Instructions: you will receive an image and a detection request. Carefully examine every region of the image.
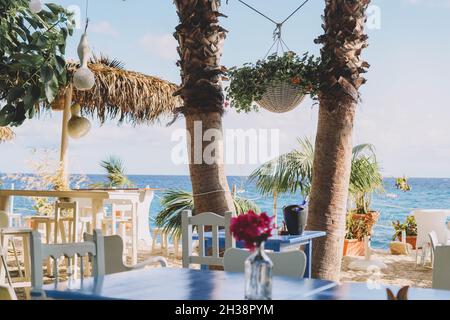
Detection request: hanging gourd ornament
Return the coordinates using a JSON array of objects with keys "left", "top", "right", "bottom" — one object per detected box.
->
[
  {"left": 73, "top": 30, "right": 95, "bottom": 91},
  {"left": 29, "top": 0, "right": 43, "bottom": 14},
  {"left": 67, "top": 104, "right": 91, "bottom": 139}
]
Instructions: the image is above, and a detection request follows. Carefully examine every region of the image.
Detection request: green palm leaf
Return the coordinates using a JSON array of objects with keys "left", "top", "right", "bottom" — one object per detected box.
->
[
  {"left": 249, "top": 137, "right": 314, "bottom": 198},
  {"left": 91, "top": 156, "right": 134, "bottom": 189}
]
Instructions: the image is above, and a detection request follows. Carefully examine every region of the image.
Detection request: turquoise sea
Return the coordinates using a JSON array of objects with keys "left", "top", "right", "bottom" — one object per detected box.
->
[{"left": 2, "top": 175, "right": 450, "bottom": 249}]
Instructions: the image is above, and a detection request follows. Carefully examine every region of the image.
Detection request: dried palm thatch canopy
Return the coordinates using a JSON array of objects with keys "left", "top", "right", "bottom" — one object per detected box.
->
[
  {"left": 51, "top": 57, "right": 182, "bottom": 124},
  {"left": 0, "top": 127, "right": 14, "bottom": 143}
]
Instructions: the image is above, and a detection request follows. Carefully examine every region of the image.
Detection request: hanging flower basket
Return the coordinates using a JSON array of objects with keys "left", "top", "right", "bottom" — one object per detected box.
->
[
  {"left": 226, "top": 52, "right": 321, "bottom": 114},
  {"left": 256, "top": 80, "right": 306, "bottom": 113}
]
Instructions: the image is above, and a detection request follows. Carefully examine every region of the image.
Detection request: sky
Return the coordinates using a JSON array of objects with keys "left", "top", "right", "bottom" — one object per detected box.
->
[{"left": 1, "top": 0, "right": 450, "bottom": 177}]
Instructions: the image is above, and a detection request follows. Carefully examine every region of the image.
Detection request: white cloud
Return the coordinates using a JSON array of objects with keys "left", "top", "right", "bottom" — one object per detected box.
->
[
  {"left": 139, "top": 33, "right": 178, "bottom": 61},
  {"left": 89, "top": 21, "right": 120, "bottom": 38}
]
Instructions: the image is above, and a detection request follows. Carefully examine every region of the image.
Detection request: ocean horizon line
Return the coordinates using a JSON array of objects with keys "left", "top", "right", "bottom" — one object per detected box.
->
[{"left": 2, "top": 173, "right": 450, "bottom": 180}]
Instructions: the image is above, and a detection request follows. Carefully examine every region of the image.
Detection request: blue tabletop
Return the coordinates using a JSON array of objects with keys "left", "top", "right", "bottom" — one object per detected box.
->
[
  {"left": 312, "top": 282, "right": 450, "bottom": 300},
  {"left": 43, "top": 268, "right": 336, "bottom": 300},
  {"left": 193, "top": 230, "right": 326, "bottom": 245},
  {"left": 43, "top": 268, "right": 450, "bottom": 300}
]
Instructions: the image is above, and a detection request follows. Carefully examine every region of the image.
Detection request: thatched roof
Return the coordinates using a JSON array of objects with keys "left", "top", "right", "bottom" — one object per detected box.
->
[
  {"left": 52, "top": 58, "right": 181, "bottom": 124},
  {"left": 0, "top": 127, "right": 14, "bottom": 143}
]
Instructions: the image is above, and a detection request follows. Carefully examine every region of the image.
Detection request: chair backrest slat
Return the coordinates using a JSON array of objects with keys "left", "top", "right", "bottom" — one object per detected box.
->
[
  {"left": 212, "top": 226, "right": 219, "bottom": 258},
  {"left": 181, "top": 210, "right": 235, "bottom": 268},
  {"left": 198, "top": 225, "right": 205, "bottom": 257},
  {"left": 30, "top": 229, "right": 105, "bottom": 296}
]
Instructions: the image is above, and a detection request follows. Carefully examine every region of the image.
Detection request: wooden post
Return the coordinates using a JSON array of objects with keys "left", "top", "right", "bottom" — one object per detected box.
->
[
  {"left": 59, "top": 84, "right": 73, "bottom": 188},
  {"left": 364, "top": 236, "right": 371, "bottom": 261}
]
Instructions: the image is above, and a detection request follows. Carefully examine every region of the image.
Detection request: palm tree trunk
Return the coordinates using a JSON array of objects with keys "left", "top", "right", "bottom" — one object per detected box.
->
[
  {"left": 307, "top": 0, "right": 371, "bottom": 281},
  {"left": 185, "top": 112, "right": 234, "bottom": 214},
  {"left": 174, "top": 0, "right": 234, "bottom": 215}
]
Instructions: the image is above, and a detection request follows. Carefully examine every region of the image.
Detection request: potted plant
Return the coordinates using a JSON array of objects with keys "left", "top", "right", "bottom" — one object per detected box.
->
[
  {"left": 344, "top": 146, "right": 384, "bottom": 256},
  {"left": 226, "top": 52, "right": 321, "bottom": 113},
  {"left": 392, "top": 215, "right": 417, "bottom": 249}
]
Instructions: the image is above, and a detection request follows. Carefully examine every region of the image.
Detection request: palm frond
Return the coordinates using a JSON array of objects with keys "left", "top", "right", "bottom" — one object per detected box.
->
[
  {"left": 48, "top": 59, "right": 182, "bottom": 124},
  {"left": 349, "top": 148, "right": 384, "bottom": 213},
  {"left": 90, "top": 53, "right": 125, "bottom": 70},
  {"left": 352, "top": 143, "right": 376, "bottom": 161},
  {"left": 249, "top": 137, "right": 314, "bottom": 198},
  {"left": 91, "top": 156, "right": 134, "bottom": 189}
]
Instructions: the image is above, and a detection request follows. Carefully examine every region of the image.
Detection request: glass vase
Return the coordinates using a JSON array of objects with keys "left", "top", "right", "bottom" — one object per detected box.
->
[{"left": 245, "top": 242, "right": 273, "bottom": 300}]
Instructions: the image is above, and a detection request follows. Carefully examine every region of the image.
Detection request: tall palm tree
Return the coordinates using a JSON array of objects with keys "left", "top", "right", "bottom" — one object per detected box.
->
[
  {"left": 307, "top": 0, "right": 371, "bottom": 281},
  {"left": 173, "top": 0, "right": 234, "bottom": 215}
]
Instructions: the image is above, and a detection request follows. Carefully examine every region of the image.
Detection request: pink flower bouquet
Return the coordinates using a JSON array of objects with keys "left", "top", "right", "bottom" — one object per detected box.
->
[{"left": 230, "top": 210, "right": 274, "bottom": 250}]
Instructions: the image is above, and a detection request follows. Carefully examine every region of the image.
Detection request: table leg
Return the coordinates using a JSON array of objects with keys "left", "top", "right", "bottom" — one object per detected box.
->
[
  {"left": 304, "top": 239, "right": 312, "bottom": 278},
  {"left": 22, "top": 234, "right": 31, "bottom": 299},
  {"left": 0, "top": 236, "right": 8, "bottom": 285},
  {"left": 0, "top": 195, "right": 11, "bottom": 212},
  {"left": 131, "top": 203, "right": 138, "bottom": 265},
  {"left": 91, "top": 199, "right": 104, "bottom": 231}
]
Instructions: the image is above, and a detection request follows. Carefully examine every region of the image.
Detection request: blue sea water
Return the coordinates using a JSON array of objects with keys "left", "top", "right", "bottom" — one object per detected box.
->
[{"left": 2, "top": 175, "right": 450, "bottom": 249}]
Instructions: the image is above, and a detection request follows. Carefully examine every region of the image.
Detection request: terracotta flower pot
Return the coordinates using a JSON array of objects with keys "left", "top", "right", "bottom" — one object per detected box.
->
[
  {"left": 344, "top": 211, "right": 380, "bottom": 256},
  {"left": 343, "top": 239, "right": 366, "bottom": 256},
  {"left": 398, "top": 235, "right": 417, "bottom": 249}
]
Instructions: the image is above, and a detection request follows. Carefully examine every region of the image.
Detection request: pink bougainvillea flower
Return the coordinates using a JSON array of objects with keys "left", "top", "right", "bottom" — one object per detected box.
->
[{"left": 230, "top": 210, "right": 274, "bottom": 250}]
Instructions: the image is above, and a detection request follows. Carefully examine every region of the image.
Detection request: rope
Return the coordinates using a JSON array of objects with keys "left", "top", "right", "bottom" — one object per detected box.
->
[
  {"left": 280, "top": 0, "right": 310, "bottom": 25},
  {"left": 193, "top": 190, "right": 230, "bottom": 197},
  {"left": 229, "top": 0, "right": 310, "bottom": 58},
  {"left": 233, "top": 0, "right": 310, "bottom": 27},
  {"left": 236, "top": 0, "right": 278, "bottom": 25},
  {"left": 84, "top": 0, "right": 90, "bottom": 33}
]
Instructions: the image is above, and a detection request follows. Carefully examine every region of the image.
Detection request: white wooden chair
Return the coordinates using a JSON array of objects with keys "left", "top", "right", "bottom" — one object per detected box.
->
[
  {"left": 0, "top": 284, "right": 17, "bottom": 300},
  {"left": 54, "top": 201, "right": 78, "bottom": 244},
  {"left": 84, "top": 233, "right": 167, "bottom": 275},
  {"left": 29, "top": 229, "right": 105, "bottom": 298},
  {"left": 223, "top": 248, "right": 307, "bottom": 277},
  {"left": 432, "top": 245, "right": 450, "bottom": 291},
  {"left": 102, "top": 203, "right": 135, "bottom": 258},
  {"left": 1, "top": 211, "right": 32, "bottom": 297},
  {"left": 181, "top": 210, "right": 235, "bottom": 269},
  {"left": 413, "top": 210, "right": 450, "bottom": 267},
  {"left": 429, "top": 231, "right": 442, "bottom": 266}
]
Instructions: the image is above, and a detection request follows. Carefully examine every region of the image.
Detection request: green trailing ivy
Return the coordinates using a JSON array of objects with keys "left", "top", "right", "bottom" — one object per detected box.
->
[
  {"left": 0, "top": 0, "right": 74, "bottom": 127},
  {"left": 225, "top": 52, "right": 321, "bottom": 113}
]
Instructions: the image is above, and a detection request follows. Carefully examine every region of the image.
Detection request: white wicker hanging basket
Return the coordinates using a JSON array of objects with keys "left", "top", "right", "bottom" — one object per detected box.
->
[{"left": 256, "top": 81, "right": 305, "bottom": 114}]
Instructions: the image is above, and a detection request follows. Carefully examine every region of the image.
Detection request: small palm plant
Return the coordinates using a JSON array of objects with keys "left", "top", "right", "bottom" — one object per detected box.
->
[
  {"left": 91, "top": 156, "right": 134, "bottom": 189},
  {"left": 154, "top": 189, "right": 260, "bottom": 239},
  {"left": 250, "top": 138, "right": 383, "bottom": 240},
  {"left": 348, "top": 144, "right": 384, "bottom": 214},
  {"left": 249, "top": 137, "right": 314, "bottom": 199}
]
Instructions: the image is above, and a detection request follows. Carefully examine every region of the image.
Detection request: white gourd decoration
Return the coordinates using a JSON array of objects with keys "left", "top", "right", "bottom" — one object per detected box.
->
[
  {"left": 29, "top": 0, "right": 43, "bottom": 14},
  {"left": 73, "top": 32, "right": 95, "bottom": 91},
  {"left": 67, "top": 104, "right": 91, "bottom": 139}
]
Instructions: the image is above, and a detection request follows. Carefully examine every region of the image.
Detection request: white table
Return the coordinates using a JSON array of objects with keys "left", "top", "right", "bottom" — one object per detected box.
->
[{"left": 0, "top": 189, "right": 157, "bottom": 265}]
